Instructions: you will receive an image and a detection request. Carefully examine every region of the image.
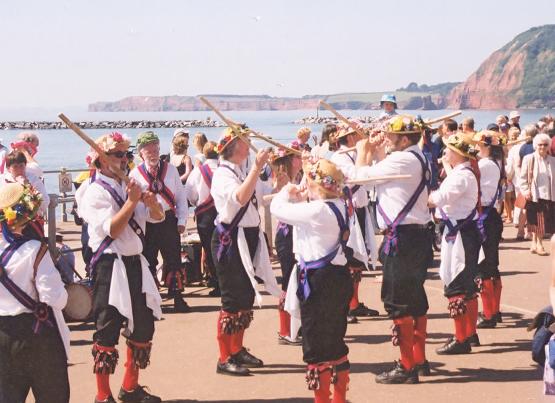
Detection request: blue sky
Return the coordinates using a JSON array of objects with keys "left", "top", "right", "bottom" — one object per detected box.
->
[{"left": 0, "top": 0, "right": 553, "bottom": 108}]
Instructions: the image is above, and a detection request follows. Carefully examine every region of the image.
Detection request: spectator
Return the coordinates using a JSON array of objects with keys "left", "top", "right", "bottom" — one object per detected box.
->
[
  {"left": 192, "top": 132, "right": 208, "bottom": 167},
  {"left": 462, "top": 117, "right": 475, "bottom": 134},
  {"left": 169, "top": 129, "right": 193, "bottom": 184},
  {"left": 509, "top": 111, "right": 521, "bottom": 130}
]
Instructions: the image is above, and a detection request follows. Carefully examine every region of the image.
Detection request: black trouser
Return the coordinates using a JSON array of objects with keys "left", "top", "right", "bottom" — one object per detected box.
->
[
  {"left": 380, "top": 225, "right": 432, "bottom": 319},
  {"left": 143, "top": 210, "right": 181, "bottom": 283},
  {"left": 81, "top": 222, "right": 93, "bottom": 266},
  {"left": 301, "top": 265, "right": 352, "bottom": 364},
  {"left": 211, "top": 226, "right": 259, "bottom": 313},
  {"left": 0, "top": 313, "right": 69, "bottom": 403},
  {"left": 275, "top": 225, "right": 295, "bottom": 292},
  {"left": 92, "top": 254, "right": 155, "bottom": 346},
  {"left": 444, "top": 222, "right": 481, "bottom": 298},
  {"left": 196, "top": 207, "right": 218, "bottom": 282},
  {"left": 478, "top": 209, "right": 503, "bottom": 279}
]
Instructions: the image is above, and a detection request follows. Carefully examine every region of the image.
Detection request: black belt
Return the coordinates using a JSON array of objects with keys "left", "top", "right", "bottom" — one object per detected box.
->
[{"left": 386, "top": 223, "right": 432, "bottom": 233}]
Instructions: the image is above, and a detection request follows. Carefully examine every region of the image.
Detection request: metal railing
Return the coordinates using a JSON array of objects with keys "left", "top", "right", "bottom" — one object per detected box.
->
[{"left": 46, "top": 193, "right": 81, "bottom": 258}]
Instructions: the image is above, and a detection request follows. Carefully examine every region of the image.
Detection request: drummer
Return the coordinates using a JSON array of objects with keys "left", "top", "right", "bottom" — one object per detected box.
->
[
  {"left": 0, "top": 183, "right": 71, "bottom": 403},
  {"left": 80, "top": 132, "right": 165, "bottom": 403}
]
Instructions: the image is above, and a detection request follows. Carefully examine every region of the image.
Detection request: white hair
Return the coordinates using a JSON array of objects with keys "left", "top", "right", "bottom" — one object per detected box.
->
[
  {"left": 522, "top": 124, "right": 538, "bottom": 139},
  {"left": 532, "top": 133, "right": 551, "bottom": 150}
]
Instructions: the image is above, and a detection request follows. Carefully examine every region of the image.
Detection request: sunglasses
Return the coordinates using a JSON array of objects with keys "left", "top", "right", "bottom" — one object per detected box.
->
[{"left": 106, "top": 151, "right": 128, "bottom": 158}]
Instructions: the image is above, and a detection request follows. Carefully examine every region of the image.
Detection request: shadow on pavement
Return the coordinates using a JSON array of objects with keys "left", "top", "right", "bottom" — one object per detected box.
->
[
  {"left": 70, "top": 339, "right": 93, "bottom": 346},
  {"left": 475, "top": 339, "right": 531, "bottom": 354},
  {"left": 68, "top": 322, "right": 95, "bottom": 331},
  {"left": 164, "top": 399, "right": 312, "bottom": 403},
  {"left": 423, "top": 365, "right": 542, "bottom": 383}
]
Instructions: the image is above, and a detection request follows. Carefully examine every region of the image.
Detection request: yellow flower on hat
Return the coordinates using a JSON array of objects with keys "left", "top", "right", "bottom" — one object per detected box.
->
[{"left": 4, "top": 207, "right": 16, "bottom": 221}]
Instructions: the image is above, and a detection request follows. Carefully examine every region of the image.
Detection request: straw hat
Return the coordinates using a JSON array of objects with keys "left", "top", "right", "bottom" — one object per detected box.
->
[
  {"left": 0, "top": 183, "right": 42, "bottom": 230},
  {"left": 217, "top": 126, "right": 250, "bottom": 154},
  {"left": 329, "top": 122, "right": 363, "bottom": 143},
  {"left": 306, "top": 159, "right": 344, "bottom": 198},
  {"left": 383, "top": 115, "right": 428, "bottom": 135},
  {"left": 87, "top": 131, "right": 131, "bottom": 164},
  {"left": 473, "top": 130, "right": 507, "bottom": 146},
  {"left": 270, "top": 140, "right": 302, "bottom": 163},
  {"left": 443, "top": 132, "right": 478, "bottom": 159}
]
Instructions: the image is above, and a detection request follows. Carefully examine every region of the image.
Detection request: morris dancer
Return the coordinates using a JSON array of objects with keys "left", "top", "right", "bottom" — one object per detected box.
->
[
  {"left": 185, "top": 141, "right": 220, "bottom": 296},
  {"left": 0, "top": 183, "right": 70, "bottom": 403},
  {"left": 211, "top": 127, "right": 281, "bottom": 376},
  {"left": 330, "top": 124, "right": 379, "bottom": 322},
  {"left": 130, "top": 131, "right": 190, "bottom": 313},
  {"left": 80, "top": 132, "right": 165, "bottom": 403},
  {"left": 271, "top": 158, "right": 367, "bottom": 403},
  {"left": 269, "top": 141, "right": 303, "bottom": 345},
  {"left": 428, "top": 133, "right": 480, "bottom": 355},
  {"left": 473, "top": 130, "right": 506, "bottom": 328},
  {"left": 354, "top": 115, "right": 433, "bottom": 384}
]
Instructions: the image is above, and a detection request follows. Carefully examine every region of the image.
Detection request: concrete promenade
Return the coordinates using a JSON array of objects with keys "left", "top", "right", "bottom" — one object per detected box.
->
[{"left": 39, "top": 222, "right": 551, "bottom": 403}]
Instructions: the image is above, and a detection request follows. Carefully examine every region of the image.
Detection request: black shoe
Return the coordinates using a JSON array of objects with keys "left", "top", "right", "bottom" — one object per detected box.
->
[
  {"left": 277, "top": 333, "right": 302, "bottom": 346},
  {"left": 467, "top": 333, "right": 480, "bottom": 347},
  {"left": 216, "top": 357, "right": 250, "bottom": 376},
  {"left": 436, "top": 338, "right": 471, "bottom": 355},
  {"left": 494, "top": 312, "right": 502, "bottom": 323},
  {"left": 349, "top": 303, "right": 379, "bottom": 317},
  {"left": 94, "top": 396, "right": 116, "bottom": 403},
  {"left": 208, "top": 287, "right": 221, "bottom": 297},
  {"left": 477, "top": 314, "right": 497, "bottom": 329},
  {"left": 347, "top": 314, "right": 358, "bottom": 324},
  {"left": 375, "top": 361, "right": 419, "bottom": 384},
  {"left": 232, "top": 347, "right": 264, "bottom": 368},
  {"left": 118, "top": 386, "right": 161, "bottom": 403},
  {"left": 173, "top": 296, "right": 191, "bottom": 313},
  {"left": 415, "top": 360, "right": 431, "bottom": 376}
]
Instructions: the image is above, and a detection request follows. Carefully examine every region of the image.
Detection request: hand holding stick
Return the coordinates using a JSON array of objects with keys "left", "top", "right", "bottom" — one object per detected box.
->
[{"left": 198, "top": 96, "right": 258, "bottom": 152}]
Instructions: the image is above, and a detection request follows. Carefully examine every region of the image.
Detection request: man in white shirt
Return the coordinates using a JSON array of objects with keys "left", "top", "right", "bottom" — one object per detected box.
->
[
  {"left": 80, "top": 132, "right": 164, "bottom": 403},
  {"left": 130, "top": 131, "right": 189, "bottom": 313},
  {"left": 0, "top": 182, "right": 70, "bottom": 403},
  {"left": 355, "top": 115, "right": 433, "bottom": 384},
  {"left": 428, "top": 133, "right": 480, "bottom": 356}
]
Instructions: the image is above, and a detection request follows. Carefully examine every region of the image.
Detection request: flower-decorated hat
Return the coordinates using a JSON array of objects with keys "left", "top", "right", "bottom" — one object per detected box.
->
[
  {"left": 306, "top": 158, "right": 344, "bottom": 198},
  {"left": 217, "top": 126, "right": 250, "bottom": 154},
  {"left": 136, "top": 131, "right": 160, "bottom": 151},
  {"left": 270, "top": 140, "right": 302, "bottom": 163},
  {"left": 443, "top": 132, "right": 478, "bottom": 160},
  {"left": 87, "top": 131, "right": 131, "bottom": 164},
  {"left": 384, "top": 115, "right": 428, "bottom": 135},
  {"left": 0, "top": 183, "right": 42, "bottom": 236},
  {"left": 472, "top": 130, "right": 507, "bottom": 147}
]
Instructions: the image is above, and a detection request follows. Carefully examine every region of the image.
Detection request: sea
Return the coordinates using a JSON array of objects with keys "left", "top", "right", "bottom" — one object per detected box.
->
[{"left": 0, "top": 107, "right": 553, "bottom": 194}]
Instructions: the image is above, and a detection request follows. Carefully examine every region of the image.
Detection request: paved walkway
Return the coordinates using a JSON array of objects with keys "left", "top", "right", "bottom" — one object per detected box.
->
[{"left": 36, "top": 222, "right": 551, "bottom": 402}]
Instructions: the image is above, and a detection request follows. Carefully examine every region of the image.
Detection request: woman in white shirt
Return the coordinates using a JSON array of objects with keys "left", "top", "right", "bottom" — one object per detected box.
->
[{"left": 519, "top": 133, "right": 555, "bottom": 256}]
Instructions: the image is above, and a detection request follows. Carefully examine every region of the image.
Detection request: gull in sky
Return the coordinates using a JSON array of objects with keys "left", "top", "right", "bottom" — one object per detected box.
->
[{"left": 251, "top": 15, "right": 261, "bottom": 22}]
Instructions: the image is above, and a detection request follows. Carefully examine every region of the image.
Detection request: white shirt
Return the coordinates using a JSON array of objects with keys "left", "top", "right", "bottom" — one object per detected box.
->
[
  {"left": 26, "top": 162, "right": 43, "bottom": 179},
  {"left": 80, "top": 172, "right": 151, "bottom": 256},
  {"left": 129, "top": 161, "right": 188, "bottom": 226},
  {"left": 211, "top": 159, "right": 272, "bottom": 227},
  {"left": 270, "top": 193, "right": 348, "bottom": 265},
  {"left": 537, "top": 157, "right": 552, "bottom": 200},
  {"left": 478, "top": 158, "right": 501, "bottom": 207},
  {"left": 430, "top": 161, "right": 478, "bottom": 220},
  {"left": 355, "top": 145, "right": 430, "bottom": 228},
  {"left": 185, "top": 159, "right": 219, "bottom": 207},
  {"left": 0, "top": 171, "right": 50, "bottom": 214},
  {"left": 331, "top": 146, "right": 369, "bottom": 208}
]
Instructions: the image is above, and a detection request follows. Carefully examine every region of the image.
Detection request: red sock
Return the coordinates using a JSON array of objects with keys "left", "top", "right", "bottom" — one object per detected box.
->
[
  {"left": 332, "top": 370, "right": 349, "bottom": 403},
  {"left": 217, "top": 312, "right": 233, "bottom": 363},
  {"left": 466, "top": 298, "right": 478, "bottom": 338},
  {"left": 480, "top": 279, "right": 495, "bottom": 320},
  {"left": 413, "top": 315, "right": 427, "bottom": 365},
  {"left": 230, "top": 329, "right": 244, "bottom": 355},
  {"left": 314, "top": 369, "right": 332, "bottom": 403},
  {"left": 279, "top": 308, "right": 291, "bottom": 337},
  {"left": 122, "top": 345, "right": 139, "bottom": 392},
  {"left": 453, "top": 314, "right": 467, "bottom": 343},
  {"left": 96, "top": 374, "right": 111, "bottom": 402},
  {"left": 349, "top": 279, "right": 359, "bottom": 311},
  {"left": 394, "top": 316, "right": 415, "bottom": 370},
  {"left": 493, "top": 278, "right": 502, "bottom": 314}
]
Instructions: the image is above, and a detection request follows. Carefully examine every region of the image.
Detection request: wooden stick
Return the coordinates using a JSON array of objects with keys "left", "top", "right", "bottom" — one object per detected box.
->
[
  {"left": 425, "top": 110, "right": 462, "bottom": 125},
  {"left": 198, "top": 96, "right": 258, "bottom": 153},
  {"left": 58, "top": 113, "right": 129, "bottom": 183},
  {"left": 248, "top": 131, "right": 302, "bottom": 156},
  {"left": 319, "top": 100, "right": 367, "bottom": 138},
  {"left": 346, "top": 174, "right": 411, "bottom": 185},
  {"left": 507, "top": 137, "right": 529, "bottom": 146}
]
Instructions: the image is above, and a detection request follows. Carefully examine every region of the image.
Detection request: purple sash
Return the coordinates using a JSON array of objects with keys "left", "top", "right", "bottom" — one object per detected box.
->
[
  {"left": 377, "top": 151, "right": 430, "bottom": 256},
  {"left": 195, "top": 163, "right": 215, "bottom": 216},
  {"left": 137, "top": 161, "right": 176, "bottom": 212},
  {"left": 89, "top": 179, "right": 146, "bottom": 280},
  {"left": 0, "top": 239, "right": 55, "bottom": 334},
  {"left": 297, "top": 201, "right": 349, "bottom": 301},
  {"left": 439, "top": 207, "right": 477, "bottom": 243},
  {"left": 276, "top": 222, "right": 291, "bottom": 238}
]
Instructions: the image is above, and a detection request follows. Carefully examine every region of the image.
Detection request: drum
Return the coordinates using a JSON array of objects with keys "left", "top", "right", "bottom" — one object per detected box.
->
[{"left": 64, "top": 280, "right": 93, "bottom": 322}]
